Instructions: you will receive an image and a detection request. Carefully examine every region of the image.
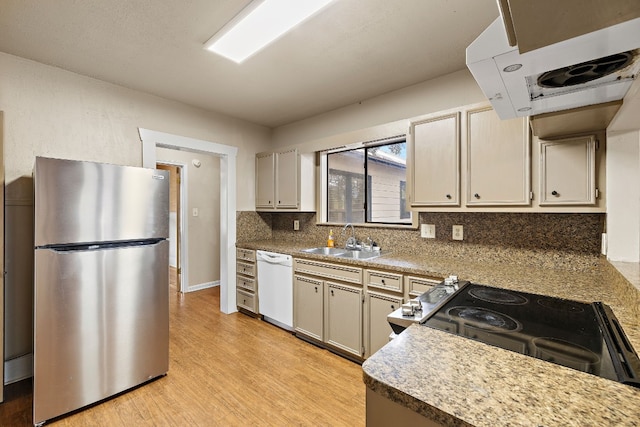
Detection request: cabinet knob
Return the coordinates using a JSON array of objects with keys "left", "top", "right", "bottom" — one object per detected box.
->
[
  {"left": 391, "top": 304, "right": 395, "bottom": 310},
  {"left": 474, "top": 193, "right": 480, "bottom": 199},
  {"left": 331, "top": 290, "right": 334, "bottom": 296},
  {"left": 551, "top": 190, "right": 559, "bottom": 196},
  {"left": 381, "top": 279, "right": 386, "bottom": 285},
  {"left": 446, "top": 194, "right": 451, "bottom": 199},
  {"left": 314, "top": 286, "right": 318, "bottom": 292}
]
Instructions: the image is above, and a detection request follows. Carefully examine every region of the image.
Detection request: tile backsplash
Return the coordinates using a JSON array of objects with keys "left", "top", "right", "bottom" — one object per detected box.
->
[{"left": 237, "top": 211, "right": 605, "bottom": 268}]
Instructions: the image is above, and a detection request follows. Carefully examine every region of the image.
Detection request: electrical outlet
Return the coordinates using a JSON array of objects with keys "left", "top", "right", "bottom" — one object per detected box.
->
[
  {"left": 293, "top": 220, "right": 300, "bottom": 231},
  {"left": 452, "top": 225, "right": 463, "bottom": 241},
  {"left": 421, "top": 224, "right": 435, "bottom": 239}
]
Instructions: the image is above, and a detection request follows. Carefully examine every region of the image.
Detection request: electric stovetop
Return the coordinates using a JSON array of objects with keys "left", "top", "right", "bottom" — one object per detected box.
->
[{"left": 422, "top": 282, "right": 640, "bottom": 387}]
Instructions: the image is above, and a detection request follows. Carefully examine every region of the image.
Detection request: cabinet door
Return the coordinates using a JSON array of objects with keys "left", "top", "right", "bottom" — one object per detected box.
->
[
  {"left": 293, "top": 275, "right": 324, "bottom": 341},
  {"left": 467, "top": 107, "right": 531, "bottom": 205},
  {"left": 276, "top": 149, "right": 298, "bottom": 208},
  {"left": 540, "top": 136, "right": 596, "bottom": 205},
  {"left": 256, "top": 153, "right": 275, "bottom": 208},
  {"left": 410, "top": 113, "right": 460, "bottom": 206},
  {"left": 366, "top": 291, "right": 403, "bottom": 358},
  {"left": 325, "top": 281, "right": 363, "bottom": 358}
]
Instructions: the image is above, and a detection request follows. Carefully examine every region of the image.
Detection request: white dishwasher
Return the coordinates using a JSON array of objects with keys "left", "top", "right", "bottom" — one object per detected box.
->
[{"left": 256, "top": 250, "right": 293, "bottom": 331}]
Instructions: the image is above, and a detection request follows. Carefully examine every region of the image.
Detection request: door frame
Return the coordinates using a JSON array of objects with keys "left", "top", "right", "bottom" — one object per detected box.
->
[
  {"left": 156, "top": 161, "right": 186, "bottom": 293},
  {"left": 139, "top": 128, "right": 238, "bottom": 314}
]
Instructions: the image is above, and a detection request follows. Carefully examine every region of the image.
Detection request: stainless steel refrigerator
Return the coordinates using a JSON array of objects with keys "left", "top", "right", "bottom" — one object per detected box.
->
[{"left": 33, "top": 157, "right": 170, "bottom": 426}]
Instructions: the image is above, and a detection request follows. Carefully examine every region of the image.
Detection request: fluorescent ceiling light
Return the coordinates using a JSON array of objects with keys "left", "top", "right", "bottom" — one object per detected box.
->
[{"left": 204, "top": 0, "right": 334, "bottom": 63}]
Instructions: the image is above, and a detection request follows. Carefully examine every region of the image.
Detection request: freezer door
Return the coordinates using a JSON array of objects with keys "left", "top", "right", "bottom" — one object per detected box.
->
[
  {"left": 33, "top": 240, "right": 169, "bottom": 425},
  {"left": 34, "top": 157, "right": 169, "bottom": 246}
]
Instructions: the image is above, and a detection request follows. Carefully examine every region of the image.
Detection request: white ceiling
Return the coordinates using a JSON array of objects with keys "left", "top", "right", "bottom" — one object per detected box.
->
[{"left": 0, "top": 0, "right": 499, "bottom": 128}]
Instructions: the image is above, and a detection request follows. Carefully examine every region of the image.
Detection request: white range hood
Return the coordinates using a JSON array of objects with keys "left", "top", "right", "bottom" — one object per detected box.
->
[{"left": 466, "top": 17, "right": 640, "bottom": 120}]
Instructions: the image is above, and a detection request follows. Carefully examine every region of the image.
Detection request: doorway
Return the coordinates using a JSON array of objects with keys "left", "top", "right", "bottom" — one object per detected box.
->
[
  {"left": 139, "top": 128, "right": 238, "bottom": 314},
  {"left": 156, "top": 163, "right": 182, "bottom": 292}
]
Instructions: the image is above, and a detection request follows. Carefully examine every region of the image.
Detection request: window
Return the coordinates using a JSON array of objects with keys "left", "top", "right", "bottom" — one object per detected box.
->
[{"left": 326, "top": 138, "right": 411, "bottom": 225}]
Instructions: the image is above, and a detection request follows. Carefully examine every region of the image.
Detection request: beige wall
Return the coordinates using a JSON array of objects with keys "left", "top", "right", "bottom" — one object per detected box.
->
[
  {"left": 0, "top": 52, "right": 271, "bottom": 366},
  {"left": 271, "top": 69, "right": 486, "bottom": 152},
  {"left": 156, "top": 147, "right": 221, "bottom": 288}
]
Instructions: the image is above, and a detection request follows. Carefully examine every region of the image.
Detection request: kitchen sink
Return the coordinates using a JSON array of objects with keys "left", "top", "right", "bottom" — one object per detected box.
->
[
  {"left": 301, "top": 247, "right": 382, "bottom": 260},
  {"left": 335, "top": 250, "right": 381, "bottom": 260},
  {"left": 301, "top": 247, "right": 347, "bottom": 256}
]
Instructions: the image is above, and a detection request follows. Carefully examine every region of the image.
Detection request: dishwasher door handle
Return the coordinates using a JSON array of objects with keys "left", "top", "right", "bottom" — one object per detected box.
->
[{"left": 256, "top": 250, "right": 292, "bottom": 266}]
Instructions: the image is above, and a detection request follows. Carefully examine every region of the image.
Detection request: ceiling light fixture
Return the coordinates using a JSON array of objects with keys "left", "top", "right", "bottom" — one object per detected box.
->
[{"left": 203, "top": 0, "right": 334, "bottom": 63}]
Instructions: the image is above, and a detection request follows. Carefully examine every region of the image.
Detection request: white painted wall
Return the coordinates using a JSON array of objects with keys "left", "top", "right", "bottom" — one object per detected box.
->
[
  {"left": 0, "top": 52, "right": 270, "bottom": 377},
  {"left": 606, "top": 130, "right": 640, "bottom": 262},
  {"left": 606, "top": 77, "right": 640, "bottom": 263}
]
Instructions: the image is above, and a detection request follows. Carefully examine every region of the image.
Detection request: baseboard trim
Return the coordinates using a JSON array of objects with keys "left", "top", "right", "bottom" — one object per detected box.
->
[
  {"left": 187, "top": 280, "right": 219, "bottom": 293},
  {"left": 4, "top": 353, "right": 33, "bottom": 385}
]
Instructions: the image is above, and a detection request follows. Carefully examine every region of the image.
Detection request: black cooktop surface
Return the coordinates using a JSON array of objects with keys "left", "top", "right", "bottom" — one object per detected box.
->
[{"left": 423, "top": 283, "right": 639, "bottom": 385}]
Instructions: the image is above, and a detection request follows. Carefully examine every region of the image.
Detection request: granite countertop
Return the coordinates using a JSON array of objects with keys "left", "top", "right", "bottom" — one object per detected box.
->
[{"left": 238, "top": 240, "right": 640, "bottom": 426}]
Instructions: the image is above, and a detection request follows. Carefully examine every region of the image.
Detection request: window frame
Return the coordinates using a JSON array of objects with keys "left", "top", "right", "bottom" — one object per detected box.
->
[{"left": 319, "top": 135, "right": 417, "bottom": 228}]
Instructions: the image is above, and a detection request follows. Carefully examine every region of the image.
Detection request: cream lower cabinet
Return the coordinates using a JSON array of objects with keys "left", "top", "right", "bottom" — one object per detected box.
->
[
  {"left": 236, "top": 248, "right": 258, "bottom": 315},
  {"left": 325, "top": 281, "right": 363, "bottom": 358},
  {"left": 365, "top": 291, "right": 403, "bottom": 358},
  {"left": 293, "top": 275, "right": 324, "bottom": 341},
  {"left": 364, "top": 269, "right": 404, "bottom": 358},
  {"left": 293, "top": 258, "right": 364, "bottom": 360}
]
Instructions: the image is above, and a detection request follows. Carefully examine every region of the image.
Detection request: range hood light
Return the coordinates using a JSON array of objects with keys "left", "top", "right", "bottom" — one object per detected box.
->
[
  {"left": 503, "top": 64, "right": 522, "bottom": 72},
  {"left": 517, "top": 107, "right": 532, "bottom": 112}
]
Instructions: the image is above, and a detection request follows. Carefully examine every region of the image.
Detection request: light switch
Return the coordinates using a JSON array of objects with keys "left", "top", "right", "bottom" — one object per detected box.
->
[
  {"left": 192, "top": 207, "right": 199, "bottom": 217},
  {"left": 421, "top": 224, "right": 435, "bottom": 239}
]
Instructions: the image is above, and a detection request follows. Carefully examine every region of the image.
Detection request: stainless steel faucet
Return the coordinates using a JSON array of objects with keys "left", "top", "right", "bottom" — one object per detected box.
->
[{"left": 341, "top": 223, "right": 358, "bottom": 250}]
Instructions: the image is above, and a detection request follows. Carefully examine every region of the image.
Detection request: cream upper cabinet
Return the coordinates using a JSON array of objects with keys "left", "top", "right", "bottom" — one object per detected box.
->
[
  {"left": 255, "top": 153, "right": 275, "bottom": 208},
  {"left": 275, "top": 149, "right": 298, "bottom": 208},
  {"left": 539, "top": 135, "right": 597, "bottom": 205},
  {"left": 255, "top": 149, "right": 315, "bottom": 211},
  {"left": 410, "top": 112, "right": 460, "bottom": 206},
  {"left": 466, "top": 106, "right": 531, "bottom": 206}
]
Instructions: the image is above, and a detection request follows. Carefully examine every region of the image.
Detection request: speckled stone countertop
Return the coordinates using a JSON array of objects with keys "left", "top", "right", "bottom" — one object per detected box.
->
[{"left": 238, "top": 240, "right": 640, "bottom": 426}]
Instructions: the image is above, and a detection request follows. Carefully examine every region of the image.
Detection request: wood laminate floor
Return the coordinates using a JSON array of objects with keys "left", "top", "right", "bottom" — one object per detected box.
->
[{"left": 0, "top": 286, "right": 365, "bottom": 426}]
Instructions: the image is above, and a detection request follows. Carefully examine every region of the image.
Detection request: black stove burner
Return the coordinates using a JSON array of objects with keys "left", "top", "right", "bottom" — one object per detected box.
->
[
  {"left": 468, "top": 287, "right": 528, "bottom": 305},
  {"left": 447, "top": 306, "right": 522, "bottom": 332},
  {"left": 422, "top": 283, "right": 640, "bottom": 388},
  {"left": 537, "top": 297, "right": 586, "bottom": 313}
]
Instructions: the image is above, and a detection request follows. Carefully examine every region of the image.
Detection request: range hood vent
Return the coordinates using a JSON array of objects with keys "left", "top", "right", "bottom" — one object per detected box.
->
[{"left": 466, "top": 17, "right": 640, "bottom": 120}]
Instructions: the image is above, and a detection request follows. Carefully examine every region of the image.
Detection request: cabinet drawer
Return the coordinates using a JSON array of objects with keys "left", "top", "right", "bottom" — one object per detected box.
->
[
  {"left": 365, "top": 269, "right": 403, "bottom": 293},
  {"left": 237, "top": 289, "right": 257, "bottom": 313},
  {"left": 236, "top": 248, "right": 256, "bottom": 262},
  {"left": 294, "top": 258, "right": 362, "bottom": 284},
  {"left": 237, "top": 275, "right": 256, "bottom": 292},
  {"left": 237, "top": 261, "right": 255, "bottom": 277},
  {"left": 405, "top": 276, "right": 441, "bottom": 297}
]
